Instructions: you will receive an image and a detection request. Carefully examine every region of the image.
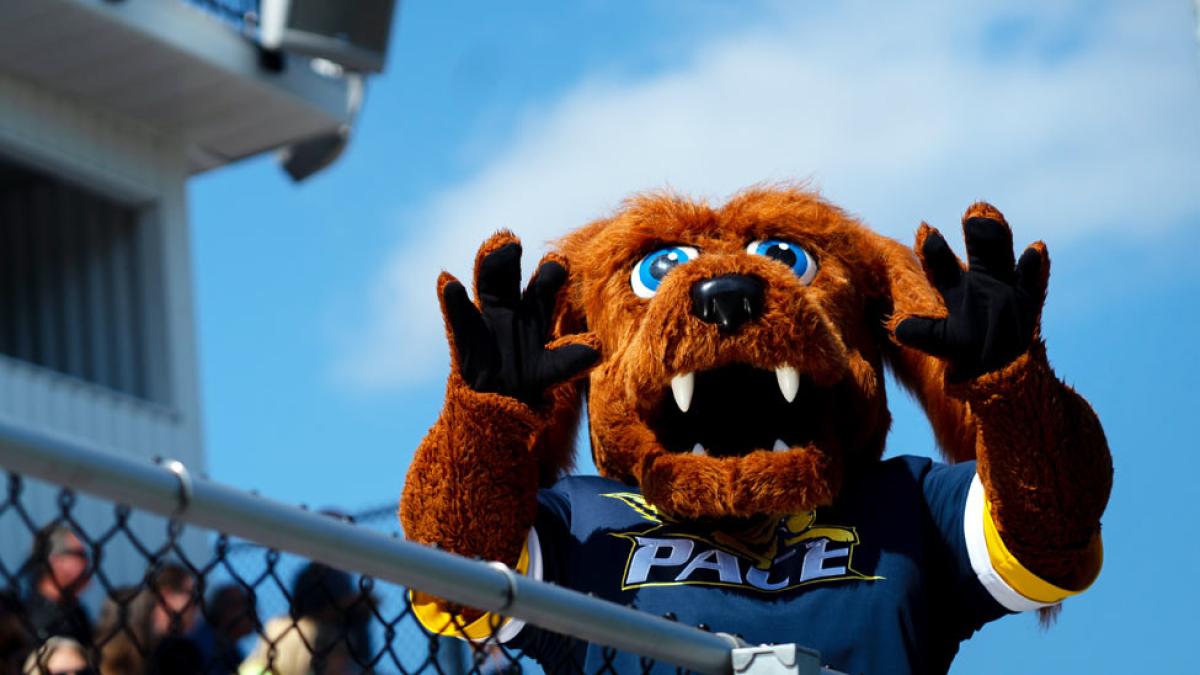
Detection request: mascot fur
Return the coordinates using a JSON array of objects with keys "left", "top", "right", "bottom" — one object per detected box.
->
[{"left": 400, "top": 188, "right": 1111, "bottom": 674}]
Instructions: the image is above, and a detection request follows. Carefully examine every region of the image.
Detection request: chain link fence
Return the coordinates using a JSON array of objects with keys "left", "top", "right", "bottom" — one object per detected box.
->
[
  {"left": 0, "top": 449, "right": 738, "bottom": 675},
  {"left": 0, "top": 472, "right": 472, "bottom": 674},
  {"left": 0, "top": 423, "right": 819, "bottom": 674}
]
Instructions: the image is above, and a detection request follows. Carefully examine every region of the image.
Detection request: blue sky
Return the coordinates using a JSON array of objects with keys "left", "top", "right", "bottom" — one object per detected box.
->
[{"left": 190, "top": 1, "right": 1200, "bottom": 672}]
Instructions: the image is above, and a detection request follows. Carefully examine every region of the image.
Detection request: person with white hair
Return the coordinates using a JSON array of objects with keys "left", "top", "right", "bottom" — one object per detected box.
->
[
  {"left": 237, "top": 616, "right": 349, "bottom": 675},
  {"left": 22, "top": 635, "right": 92, "bottom": 675}
]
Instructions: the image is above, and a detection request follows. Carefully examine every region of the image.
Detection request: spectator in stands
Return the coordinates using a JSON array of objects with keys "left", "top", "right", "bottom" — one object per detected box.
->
[
  {"left": 20, "top": 635, "right": 92, "bottom": 675},
  {"left": 146, "top": 564, "right": 198, "bottom": 639},
  {"left": 247, "top": 616, "right": 353, "bottom": 675},
  {"left": 189, "top": 585, "right": 255, "bottom": 674},
  {"left": 21, "top": 525, "right": 93, "bottom": 647},
  {"left": 291, "top": 562, "right": 373, "bottom": 670},
  {"left": 142, "top": 636, "right": 203, "bottom": 675},
  {"left": 94, "top": 563, "right": 201, "bottom": 675},
  {"left": 0, "top": 591, "right": 34, "bottom": 675},
  {"left": 93, "top": 586, "right": 146, "bottom": 675}
]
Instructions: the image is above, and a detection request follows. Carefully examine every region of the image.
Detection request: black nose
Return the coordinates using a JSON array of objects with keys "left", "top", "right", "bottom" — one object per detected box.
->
[{"left": 690, "top": 274, "right": 765, "bottom": 332}]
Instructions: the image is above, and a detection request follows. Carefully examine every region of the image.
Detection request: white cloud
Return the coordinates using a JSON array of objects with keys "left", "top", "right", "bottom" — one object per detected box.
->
[{"left": 338, "top": 0, "right": 1200, "bottom": 389}]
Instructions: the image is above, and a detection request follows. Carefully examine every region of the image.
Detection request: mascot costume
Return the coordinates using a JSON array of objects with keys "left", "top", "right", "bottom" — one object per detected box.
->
[{"left": 400, "top": 188, "right": 1112, "bottom": 674}]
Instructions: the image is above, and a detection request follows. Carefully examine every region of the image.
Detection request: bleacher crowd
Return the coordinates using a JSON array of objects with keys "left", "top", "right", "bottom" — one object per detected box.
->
[{"left": 1, "top": 524, "right": 375, "bottom": 675}]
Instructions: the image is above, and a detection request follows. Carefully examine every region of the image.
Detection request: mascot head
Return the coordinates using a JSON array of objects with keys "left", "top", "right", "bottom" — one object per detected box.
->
[{"left": 541, "top": 187, "right": 968, "bottom": 520}]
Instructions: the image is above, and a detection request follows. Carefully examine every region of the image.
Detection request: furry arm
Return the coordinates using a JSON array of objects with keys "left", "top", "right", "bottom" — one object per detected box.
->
[
  {"left": 400, "top": 372, "right": 542, "bottom": 567},
  {"left": 400, "top": 232, "right": 598, "bottom": 569},
  {"left": 959, "top": 342, "right": 1110, "bottom": 591},
  {"left": 898, "top": 203, "right": 1111, "bottom": 592}
]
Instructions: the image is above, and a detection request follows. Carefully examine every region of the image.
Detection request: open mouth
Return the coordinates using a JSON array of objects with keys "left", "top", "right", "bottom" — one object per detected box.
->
[{"left": 647, "top": 363, "right": 828, "bottom": 458}]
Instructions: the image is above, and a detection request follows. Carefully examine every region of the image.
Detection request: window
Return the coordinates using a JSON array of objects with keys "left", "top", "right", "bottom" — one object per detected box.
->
[{"left": 0, "top": 157, "right": 160, "bottom": 401}]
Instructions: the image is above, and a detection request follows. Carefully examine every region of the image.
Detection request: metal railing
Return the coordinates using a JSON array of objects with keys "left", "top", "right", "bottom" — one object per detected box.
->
[
  {"left": 0, "top": 421, "right": 755, "bottom": 674},
  {"left": 183, "top": 0, "right": 260, "bottom": 31}
]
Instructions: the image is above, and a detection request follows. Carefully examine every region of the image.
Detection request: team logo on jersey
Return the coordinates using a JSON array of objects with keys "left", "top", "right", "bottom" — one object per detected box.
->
[{"left": 602, "top": 492, "right": 882, "bottom": 593}]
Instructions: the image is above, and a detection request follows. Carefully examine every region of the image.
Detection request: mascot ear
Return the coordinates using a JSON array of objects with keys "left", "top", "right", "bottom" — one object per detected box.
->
[
  {"left": 533, "top": 220, "right": 609, "bottom": 485},
  {"left": 870, "top": 227, "right": 977, "bottom": 462},
  {"left": 530, "top": 283, "right": 590, "bottom": 486}
]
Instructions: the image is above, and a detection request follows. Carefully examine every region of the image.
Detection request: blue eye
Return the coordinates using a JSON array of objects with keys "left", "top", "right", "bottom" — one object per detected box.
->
[
  {"left": 746, "top": 239, "right": 817, "bottom": 285},
  {"left": 630, "top": 246, "right": 699, "bottom": 298}
]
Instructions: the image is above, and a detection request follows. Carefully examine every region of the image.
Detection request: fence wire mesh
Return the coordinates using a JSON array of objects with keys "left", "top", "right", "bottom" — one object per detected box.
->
[{"left": 0, "top": 471, "right": 667, "bottom": 675}]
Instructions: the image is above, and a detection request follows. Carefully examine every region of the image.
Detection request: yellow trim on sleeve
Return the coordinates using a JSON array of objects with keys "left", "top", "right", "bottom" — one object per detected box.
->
[
  {"left": 410, "top": 541, "right": 531, "bottom": 640},
  {"left": 982, "top": 497, "right": 1101, "bottom": 604}
]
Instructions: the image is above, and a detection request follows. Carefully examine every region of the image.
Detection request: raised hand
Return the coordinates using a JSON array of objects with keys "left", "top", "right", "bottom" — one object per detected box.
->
[
  {"left": 895, "top": 203, "right": 1049, "bottom": 383},
  {"left": 438, "top": 233, "right": 600, "bottom": 405}
]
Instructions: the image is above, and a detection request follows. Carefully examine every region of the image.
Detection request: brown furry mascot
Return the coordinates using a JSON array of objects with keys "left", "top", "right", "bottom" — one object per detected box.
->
[{"left": 400, "top": 188, "right": 1111, "bottom": 674}]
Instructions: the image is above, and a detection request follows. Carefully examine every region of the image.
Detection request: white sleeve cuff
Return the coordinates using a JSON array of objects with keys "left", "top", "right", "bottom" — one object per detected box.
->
[
  {"left": 963, "top": 473, "right": 1058, "bottom": 612},
  {"left": 492, "top": 526, "right": 543, "bottom": 643}
]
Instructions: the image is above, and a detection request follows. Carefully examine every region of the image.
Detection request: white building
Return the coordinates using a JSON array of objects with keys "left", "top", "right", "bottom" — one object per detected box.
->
[{"left": 0, "top": 0, "right": 391, "bottom": 589}]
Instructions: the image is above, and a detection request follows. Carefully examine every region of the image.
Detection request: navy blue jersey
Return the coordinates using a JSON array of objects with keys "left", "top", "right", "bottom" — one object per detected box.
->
[{"left": 414, "top": 456, "right": 1087, "bottom": 674}]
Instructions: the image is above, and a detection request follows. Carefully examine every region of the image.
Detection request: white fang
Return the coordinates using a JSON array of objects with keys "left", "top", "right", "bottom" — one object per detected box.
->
[
  {"left": 776, "top": 366, "right": 800, "bottom": 403},
  {"left": 692, "top": 443, "right": 707, "bottom": 456},
  {"left": 671, "top": 372, "right": 695, "bottom": 413},
  {"left": 773, "top": 438, "right": 789, "bottom": 452}
]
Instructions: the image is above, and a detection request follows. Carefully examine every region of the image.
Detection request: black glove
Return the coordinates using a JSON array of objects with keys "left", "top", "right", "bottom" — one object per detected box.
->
[
  {"left": 439, "top": 239, "right": 600, "bottom": 405},
  {"left": 895, "top": 212, "right": 1048, "bottom": 383}
]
